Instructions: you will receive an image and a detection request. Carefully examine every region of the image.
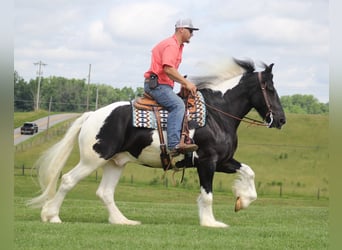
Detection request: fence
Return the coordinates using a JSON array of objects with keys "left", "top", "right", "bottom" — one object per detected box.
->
[
  {"left": 14, "top": 119, "right": 329, "bottom": 200},
  {"left": 15, "top": 163, "right": 328, "bottom": 200}
]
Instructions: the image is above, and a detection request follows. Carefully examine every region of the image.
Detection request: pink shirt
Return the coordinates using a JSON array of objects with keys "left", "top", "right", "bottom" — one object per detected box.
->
[{"left": 144, "top": 35, "right": 184, "bottom": 88}]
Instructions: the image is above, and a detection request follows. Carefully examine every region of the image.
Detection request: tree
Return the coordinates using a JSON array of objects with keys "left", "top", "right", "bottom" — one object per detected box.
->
[
  {"left": 14, "top": 71, "right": 34, "bottom": 111},
  {"left": 14, "top": 71, "right": 328, "bottom": 114},
  {"left": 280, "top": 95, "right": 329, "bottom": 114},
  {"left": 40, "top": 76, "right": 86, "bottom": 112}
]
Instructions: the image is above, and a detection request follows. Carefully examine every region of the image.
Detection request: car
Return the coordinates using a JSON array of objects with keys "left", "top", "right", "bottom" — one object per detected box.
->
[{"left": 20, "top": 122, "right": 38, "bottom": 135}]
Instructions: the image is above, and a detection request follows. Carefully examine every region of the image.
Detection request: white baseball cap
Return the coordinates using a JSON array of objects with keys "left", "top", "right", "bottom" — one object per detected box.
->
[{"left": 175, "top": 18, "right": 199, "bottom": 30}]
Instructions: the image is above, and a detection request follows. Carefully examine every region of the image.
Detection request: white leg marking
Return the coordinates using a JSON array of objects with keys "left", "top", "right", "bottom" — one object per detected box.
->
[
  {"left": 232, "top": 163, "right": 257, "bottom": 210},
  {"left": 41, "top": 161, "right": 101, "bottom": 223},
  {"left": 96, "top": 162, "right": 141, "bottom": 225},
  {"left": 197, "top": 187, "right": 228, "bottom": 228}
]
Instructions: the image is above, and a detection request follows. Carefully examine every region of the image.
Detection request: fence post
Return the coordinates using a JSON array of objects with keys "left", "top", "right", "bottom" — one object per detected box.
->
[
  {"left": 22, "top": 164, "right": 25, "bottom": 176},
  {"left": 317, "top": 188, "right": 320, "bottom": 200},
  {"left": 279, "top": 184, "right": 283, "bottom": 197}
]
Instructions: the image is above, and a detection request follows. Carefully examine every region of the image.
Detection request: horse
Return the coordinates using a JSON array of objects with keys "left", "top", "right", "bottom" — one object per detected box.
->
[{"left": 28, "top": 58, "right": 286, "bottom": 228}]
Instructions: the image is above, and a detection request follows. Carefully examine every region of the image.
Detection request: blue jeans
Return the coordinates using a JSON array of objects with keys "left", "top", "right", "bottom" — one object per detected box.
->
[{"left": 144, "top": 83, "right": 185, "bottom": 149}]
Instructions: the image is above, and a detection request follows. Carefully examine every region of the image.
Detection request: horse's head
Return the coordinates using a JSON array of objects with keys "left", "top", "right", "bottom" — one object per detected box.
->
[{"left": 235, "top": 59, "right": 286, "bottom": 129}]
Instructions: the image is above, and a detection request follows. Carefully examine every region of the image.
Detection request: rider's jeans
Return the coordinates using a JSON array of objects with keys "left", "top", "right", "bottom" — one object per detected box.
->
[{"left": 144, "top": 83, "right": 185, "bottom": 149}]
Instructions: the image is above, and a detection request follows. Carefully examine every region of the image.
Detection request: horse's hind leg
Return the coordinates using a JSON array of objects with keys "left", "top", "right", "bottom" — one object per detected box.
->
[
  {"left": 96, "top": 160, "right": 141, "bottom": 225},
  {"left": 41, "top": 160, "right": 103, "bottom": 223}
]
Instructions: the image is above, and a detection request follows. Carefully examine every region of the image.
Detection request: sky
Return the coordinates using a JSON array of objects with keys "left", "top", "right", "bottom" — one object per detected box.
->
[{"left": 14, "top": 0, "right": 329, "bottom": 103}]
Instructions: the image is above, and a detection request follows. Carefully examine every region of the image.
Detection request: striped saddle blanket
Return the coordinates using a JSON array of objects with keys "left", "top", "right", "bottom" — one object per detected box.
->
[{"left": 132, "top": 92, "right": 206, "bottom": 130}]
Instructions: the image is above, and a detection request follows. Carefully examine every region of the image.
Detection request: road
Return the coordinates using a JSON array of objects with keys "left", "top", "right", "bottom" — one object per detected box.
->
[{"left": 14, "top": 113, "right": 80, "bottom": 145}]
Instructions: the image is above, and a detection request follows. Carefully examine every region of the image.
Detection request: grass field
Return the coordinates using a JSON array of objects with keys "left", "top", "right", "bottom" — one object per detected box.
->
[
  {"left": 15, "top": 175, "right": 328, "bottom": 250},
  {"left": 14, "top": 111, "right": 329, "bottom": 249}
]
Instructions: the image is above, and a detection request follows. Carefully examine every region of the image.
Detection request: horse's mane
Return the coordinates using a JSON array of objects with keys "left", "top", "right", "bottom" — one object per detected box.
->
[{"left": 190, "top": 58, "right": 255, "bottom": 90}]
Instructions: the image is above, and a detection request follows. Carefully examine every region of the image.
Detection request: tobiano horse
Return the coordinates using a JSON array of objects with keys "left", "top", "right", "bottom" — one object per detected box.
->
[{"left": 28, "top": 59, "right": 286, "bottom": 228}]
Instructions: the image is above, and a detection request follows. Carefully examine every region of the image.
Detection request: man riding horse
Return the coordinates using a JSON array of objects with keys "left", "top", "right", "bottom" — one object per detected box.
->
[{"left": 143, "top": 18, "right": 199, "bottom": 157}]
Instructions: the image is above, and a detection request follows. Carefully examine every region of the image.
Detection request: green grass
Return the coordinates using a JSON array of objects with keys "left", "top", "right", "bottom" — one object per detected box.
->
[
  {"left": 15, "top": 175, "right": 328, "bottom": 250},
  {"left": 14, "top": 111, "right": 329, "bottom": 198},
  {"left": 14, "top": 111, "right": 329, "bottom": 249},
  {"left": 14, "top": 110, "right": 63, "bottom": 128}
]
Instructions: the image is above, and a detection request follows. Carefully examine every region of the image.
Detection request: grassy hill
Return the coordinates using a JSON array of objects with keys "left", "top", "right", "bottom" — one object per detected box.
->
[
  {"left": 14, "top": 111, "right": 329, "bottom": 199},
  {"left": 14, "top": 111, "right": 328, "bottom": 249},
  {"left": 235, "top": 112, "right": 328, "bottom": 198}
]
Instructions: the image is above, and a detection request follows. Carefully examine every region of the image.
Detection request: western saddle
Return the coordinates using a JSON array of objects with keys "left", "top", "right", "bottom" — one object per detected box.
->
[{"left": 133, "top": 89, "right": 197, "bottom": 171}]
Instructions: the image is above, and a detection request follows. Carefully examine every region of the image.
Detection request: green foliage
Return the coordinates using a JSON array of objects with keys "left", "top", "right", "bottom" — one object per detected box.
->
[
  {"left": 280, "top": 94, "right": 329, "bottom": 114},
  {"left": 13, "top": 72, "right": 144, "bottom": 112},
  {"left": 39, "top": 77, "right": 87, "bottom": 112},
  {"left": 15, "top": 71, "right": 328, "bottom": 114},
  {"left": 14, "top": 71, "right": 35, "bottom": 111}
]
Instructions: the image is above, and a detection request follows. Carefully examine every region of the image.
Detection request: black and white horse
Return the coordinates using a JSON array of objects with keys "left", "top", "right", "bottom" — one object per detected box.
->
[{"left": 28, "top": 59, "right": 286, "bottom": 228}]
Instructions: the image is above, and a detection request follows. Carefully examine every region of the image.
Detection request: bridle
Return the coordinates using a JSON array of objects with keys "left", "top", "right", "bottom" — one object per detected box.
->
[
  {"left": 199, "top": 71, "right": 274, "bottom": 127},
  {"left": 258, "top": 72, "right": 274, "bottom": 127}
]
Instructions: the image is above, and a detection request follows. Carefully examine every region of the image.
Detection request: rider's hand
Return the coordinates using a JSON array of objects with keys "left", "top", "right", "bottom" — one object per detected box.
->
[{"left": 186, "top": 81, "right": 197, "bottom": 96}]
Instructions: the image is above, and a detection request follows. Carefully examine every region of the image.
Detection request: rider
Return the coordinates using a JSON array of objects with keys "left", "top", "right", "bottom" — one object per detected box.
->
[{"left": 144, "top": 18, "right": 199, "bottom": 156}]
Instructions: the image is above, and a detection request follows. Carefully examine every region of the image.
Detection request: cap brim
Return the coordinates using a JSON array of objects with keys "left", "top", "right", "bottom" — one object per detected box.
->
[{"left": 175, "top": 25, "right": 200, "bottom": 30}]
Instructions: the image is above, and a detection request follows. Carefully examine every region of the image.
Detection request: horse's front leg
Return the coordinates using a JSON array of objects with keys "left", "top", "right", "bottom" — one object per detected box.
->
[
  {"left": 196, "top": 163, "right": 228, "bottom": 228},
  {"left": 217, "top": 159, "right": 257, "bottom": 212},
  {"left": 232, "top": 163, "right": 257, "bottom": 211}
]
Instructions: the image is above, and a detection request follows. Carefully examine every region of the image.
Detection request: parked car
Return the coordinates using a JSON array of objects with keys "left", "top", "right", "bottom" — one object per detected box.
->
[{"left": 20, "top": 122, "right": 38, "bottom": 135}]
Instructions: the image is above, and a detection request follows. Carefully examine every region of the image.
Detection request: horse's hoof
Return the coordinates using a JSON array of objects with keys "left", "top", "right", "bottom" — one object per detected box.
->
[
  {"left": 200, "top": 221, "right": 229, "bottom": 228},
  {"left": 109, "top": 217, "right": 141, "bottom": 225},
  {"left": 128, "top": 220, "right": 141, "bottom": 225},
  {"left": 235, "top": 197, "right": 242, "bottom": 212},
  {"left": 49, "top": 216, "right": 62, "bottom": 223},
  {"left": 41, "top": 214, "right": 62, "bottom": 223}
]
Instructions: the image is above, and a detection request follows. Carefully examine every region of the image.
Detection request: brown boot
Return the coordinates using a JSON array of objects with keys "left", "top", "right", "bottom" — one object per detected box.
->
[{"left": 170, "top": 143, "right": 198, "bottom": 157}]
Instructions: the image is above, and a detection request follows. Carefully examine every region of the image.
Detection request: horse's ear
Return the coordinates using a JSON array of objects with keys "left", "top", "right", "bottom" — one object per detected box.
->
[{"left": 265, "top": 63, "right": 274, "bottom": 73}]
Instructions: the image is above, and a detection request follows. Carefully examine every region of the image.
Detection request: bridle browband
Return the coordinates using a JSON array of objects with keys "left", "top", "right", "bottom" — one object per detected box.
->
[{"left": 199, "top": 71, "right": 274, "bottom": 127}]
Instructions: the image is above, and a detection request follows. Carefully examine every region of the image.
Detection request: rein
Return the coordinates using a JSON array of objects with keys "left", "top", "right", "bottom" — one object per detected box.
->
[
  {"left": 202, "top": 101, "right": 268, "bottom": 127},
  {"left": 198, "top": 71, "right": 274, "bottom": 127}
]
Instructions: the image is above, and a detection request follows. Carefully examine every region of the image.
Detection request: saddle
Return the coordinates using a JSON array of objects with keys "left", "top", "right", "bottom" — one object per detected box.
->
[
  {"left": 134, "top": 91, "right": 196, "bottom": 113},
  {"left": 132, "top": 89, "right": 198, "bottom": 171}
]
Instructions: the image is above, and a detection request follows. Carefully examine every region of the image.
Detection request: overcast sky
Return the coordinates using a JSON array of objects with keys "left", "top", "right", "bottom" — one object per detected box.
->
[{"left": 14, "top": 0, "right": 329, "bottom": 103}]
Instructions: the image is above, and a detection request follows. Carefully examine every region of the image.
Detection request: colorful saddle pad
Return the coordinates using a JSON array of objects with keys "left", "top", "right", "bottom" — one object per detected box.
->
[{"left": 132, "top": 92, "right": 206, "bottom": 130}]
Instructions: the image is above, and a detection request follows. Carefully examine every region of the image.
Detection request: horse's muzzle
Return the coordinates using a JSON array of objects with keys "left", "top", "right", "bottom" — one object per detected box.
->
[{"left": 266, "top": 113, "right": 286, "bottom": 129}]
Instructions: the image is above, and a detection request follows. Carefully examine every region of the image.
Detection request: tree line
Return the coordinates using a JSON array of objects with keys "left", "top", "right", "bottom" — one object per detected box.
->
[
  {"left": 14, "top": 71, "right": 328, "bottom": 114},
  {"left": 280, "top": 94, "right": 328, "bottom": 114},
  {"left": 14, "top": 71, "right": 144, "bottom": 112}
]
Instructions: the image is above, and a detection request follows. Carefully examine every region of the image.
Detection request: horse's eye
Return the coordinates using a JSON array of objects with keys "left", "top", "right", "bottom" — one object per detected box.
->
[{"left": 266, "top": 81, "right": 275, "bottom": 91}]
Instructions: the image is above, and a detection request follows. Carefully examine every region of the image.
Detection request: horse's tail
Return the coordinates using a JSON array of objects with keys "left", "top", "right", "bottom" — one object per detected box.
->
[{"left": 27, "top": 112, "right": 93, "bottom": 208}]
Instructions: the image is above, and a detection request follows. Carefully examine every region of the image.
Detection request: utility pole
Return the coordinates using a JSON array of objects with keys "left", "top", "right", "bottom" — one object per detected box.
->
[
  {"left": 86, "top": 64, "right": 91, "bottom": 111},
  {"left": 95, "top": 86, "right": 99, "bottom": 110},
  {"left": 34, "top": 60, "right": 47, "bottom": 111}
]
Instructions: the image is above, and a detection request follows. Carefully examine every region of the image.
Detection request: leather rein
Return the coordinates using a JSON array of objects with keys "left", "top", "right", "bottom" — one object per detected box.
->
[{"left": 199, "top": 71, "right": 274, "bottom": 127}]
